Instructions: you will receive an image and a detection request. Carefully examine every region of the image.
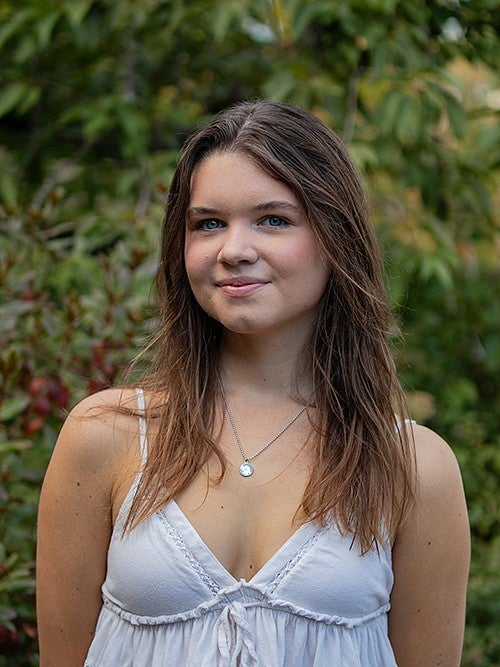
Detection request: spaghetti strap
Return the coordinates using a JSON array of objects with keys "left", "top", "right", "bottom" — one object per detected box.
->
[
  {"left": 396, "top": 418, "right": 416, "bottom": 430},
  {"left": 134, "top": 387, "right": 148, "bottom": 465}
]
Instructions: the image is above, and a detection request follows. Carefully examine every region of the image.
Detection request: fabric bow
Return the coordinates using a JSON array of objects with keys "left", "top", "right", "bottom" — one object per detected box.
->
[{"left": 216, "top": 601, "right": 259, "bottom": 666}]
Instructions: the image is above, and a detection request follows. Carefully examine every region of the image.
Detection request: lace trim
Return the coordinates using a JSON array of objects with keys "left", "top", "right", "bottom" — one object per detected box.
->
[
  {"left": 267, "top": 525, "right": 326, "bottom": 593},
  {"left": 157, "top": 509, "right": 220, "bottom": 595}
]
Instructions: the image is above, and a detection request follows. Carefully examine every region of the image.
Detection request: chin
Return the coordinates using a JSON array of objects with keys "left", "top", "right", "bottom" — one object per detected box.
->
[{"left": 221, "top": 321, "right": 264, "bottom": 335}]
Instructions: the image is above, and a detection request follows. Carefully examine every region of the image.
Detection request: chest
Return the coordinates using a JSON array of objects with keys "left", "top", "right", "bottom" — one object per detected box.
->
[
  {"left": 175, "top": 449, "right": 311, "bottom": 581},
  {"left": 112, "top": 399, "right": 315, "bottom": 580}
]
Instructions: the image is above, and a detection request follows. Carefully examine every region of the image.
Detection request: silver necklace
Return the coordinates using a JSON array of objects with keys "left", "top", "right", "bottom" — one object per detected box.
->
[{"left": 221, "top": 389, "right": 307, "bottom": 477}]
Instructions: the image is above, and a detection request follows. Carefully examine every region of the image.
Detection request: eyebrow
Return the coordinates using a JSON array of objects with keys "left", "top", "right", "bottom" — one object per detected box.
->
[
  {"left": 187, "top": 201, "right": 302, "bottom": 217},
  {"left": 253, "top": 200, "right": 302, "bottom": 213}
]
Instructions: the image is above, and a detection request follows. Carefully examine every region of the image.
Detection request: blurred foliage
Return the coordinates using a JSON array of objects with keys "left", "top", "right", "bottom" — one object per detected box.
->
[{"left": 0, "top": 0, "right": 498, "bottom": 664}]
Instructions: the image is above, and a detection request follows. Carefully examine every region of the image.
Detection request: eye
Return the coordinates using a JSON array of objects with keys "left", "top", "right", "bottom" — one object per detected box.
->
[
  {"left": 197, "top": 219, "right": 223, "bottom": 231},
  {"left": 263, "top": 215, "right": 288, "bottom": 228}
]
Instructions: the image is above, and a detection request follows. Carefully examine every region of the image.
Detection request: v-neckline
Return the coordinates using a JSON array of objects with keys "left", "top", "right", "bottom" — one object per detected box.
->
[{"left": 166, "top": 500, "right": 321, "bottom": 587}]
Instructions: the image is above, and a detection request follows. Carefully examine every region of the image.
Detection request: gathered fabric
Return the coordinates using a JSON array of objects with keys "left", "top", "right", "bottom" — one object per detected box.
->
[{"left": 84, "top": 390, "right": 399, "bottom": 666}]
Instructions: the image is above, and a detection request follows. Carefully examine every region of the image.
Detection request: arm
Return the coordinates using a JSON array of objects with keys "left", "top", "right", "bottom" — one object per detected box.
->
[
  {"left": 37, "top": 389, "right": 133, "bottom": 666},
  {"left": 388, "top": 425, "right": 470, "bottom": 666}
]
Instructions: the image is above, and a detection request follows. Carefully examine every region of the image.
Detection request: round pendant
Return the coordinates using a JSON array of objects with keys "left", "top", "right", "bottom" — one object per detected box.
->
[{"left": 239, "top": 461, "right": 254, "bottom": 477}]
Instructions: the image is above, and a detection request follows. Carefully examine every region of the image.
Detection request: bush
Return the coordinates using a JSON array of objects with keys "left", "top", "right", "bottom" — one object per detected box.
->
[{"left": 0, "top": 191, "right": 159, "bottom": 665}]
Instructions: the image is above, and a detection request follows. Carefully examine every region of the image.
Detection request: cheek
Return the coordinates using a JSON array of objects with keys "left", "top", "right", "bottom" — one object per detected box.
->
[
  {"left": 184, "top": 243, "right": 208, "bottom": 284},
  {"left": 277, "top": 239, "right": 326, "bottom": 280},
  {"left": 184, "top": 248, "right": 217, "bottom": 314},
  {"left": 294, "top": 243, "right": 329, "bottom": 299}
]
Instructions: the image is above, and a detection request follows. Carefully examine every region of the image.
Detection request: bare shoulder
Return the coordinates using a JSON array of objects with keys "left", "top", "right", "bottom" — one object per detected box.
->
[
  {"left": 38, "top": 387, "right": 146, "bottom": 550},
  {"left": 410, "top": 423, "right": 465, "bottom": 503},
  {"left": 68, "top": 385, "right": 140, "bottom": 420},
  {"left": 396, "top": 422, "right": 468, "bottom": 539},
  {"left": 51, "top": 387, "right": 142, "bottom": 482}
]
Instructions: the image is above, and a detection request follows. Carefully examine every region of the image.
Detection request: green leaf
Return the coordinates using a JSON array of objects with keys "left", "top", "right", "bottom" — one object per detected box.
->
[
  {"left": 262, "top": 69, "right": 296, "bottom": 100},
  {"left": 211, "top": 1, "right": 244, "bottom": 42},
  {"left": 0, "top": 397, "right": 31, "bottom": 422},
  {"left": 0, "top": 171, "right": 18, "bottom": 205},
  {"left": 0, "top": 441, "right": 32, "bottom": 455},
  {"left": 62, "top": 0, "right": 95, "bottom": 28},
  {"left": 419, "top": 254, "right": 453, "bottom": 288},
  {"left": 0, "top": 82, "right": 27, "bottom": 118},
  {"left": 444, "top": 92, "right": 466, "bottom": 139},
  {"left": 378, "top": 90, "right": 404, "bottom": 135},
  {"left": 117, "top": 106, "right": 149, "bottom": 157},
  {"left": 82, "top": 108, "right": 115, "bottom": 142},
  {"left": 16, "top": 85, "right": 41, "bottom": 115},
  {"left": 36, "top": 11, "right": 61, "bottom": 50},
  {"left": 395, "top": 95, "right": 420, "bottom": 144},
  {"left": 0, "top": 8, "right": 36, "bottom": 51}
]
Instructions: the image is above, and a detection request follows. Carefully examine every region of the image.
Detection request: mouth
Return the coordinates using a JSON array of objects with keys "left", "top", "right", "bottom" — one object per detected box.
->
[
  {"left": 216, "top": 276, "right": 268, "bottom": 297},
  {"left": 217, "top": 277, "right": 266, "bottom": 287}
]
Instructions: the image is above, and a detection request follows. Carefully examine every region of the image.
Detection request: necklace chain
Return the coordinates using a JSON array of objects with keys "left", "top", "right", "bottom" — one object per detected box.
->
[{"left": 220, "top": 385, "right": 307, "bottom": 477}]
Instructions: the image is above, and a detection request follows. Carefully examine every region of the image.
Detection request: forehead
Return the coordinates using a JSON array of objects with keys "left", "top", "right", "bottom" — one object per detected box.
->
[{"left": 189, "top": 151, "right": 301, "bottom": 208}]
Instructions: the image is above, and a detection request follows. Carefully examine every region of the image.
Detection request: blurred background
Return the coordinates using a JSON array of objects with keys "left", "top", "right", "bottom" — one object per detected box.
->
[{"left": 0, "top": 1, "right": 498, "bottom": 664}]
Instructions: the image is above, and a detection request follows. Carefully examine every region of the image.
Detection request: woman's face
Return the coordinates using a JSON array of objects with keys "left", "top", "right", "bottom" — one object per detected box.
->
[{"left": 184, "top": 151, "right": 329, "bottom": 340}]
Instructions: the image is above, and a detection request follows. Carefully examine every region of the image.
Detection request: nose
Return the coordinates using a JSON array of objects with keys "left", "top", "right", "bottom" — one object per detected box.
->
[{"left": 217, "top": 224, "right": 259, "bottom": 266}]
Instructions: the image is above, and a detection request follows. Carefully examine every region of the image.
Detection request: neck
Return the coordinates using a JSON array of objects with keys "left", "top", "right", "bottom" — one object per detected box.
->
[{"left": 219, "top": 331, "right": 312, "bottom": 401}]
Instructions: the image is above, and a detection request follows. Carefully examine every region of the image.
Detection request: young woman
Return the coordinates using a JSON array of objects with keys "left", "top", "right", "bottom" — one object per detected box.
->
[{"left": 37, "top": 101, "right": 470, "bottom": 666}]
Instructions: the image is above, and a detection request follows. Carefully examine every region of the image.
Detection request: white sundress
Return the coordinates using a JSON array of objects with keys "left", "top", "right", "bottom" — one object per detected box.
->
[{"left": 85, "top": 390, "right": 403, "bottom": 666}]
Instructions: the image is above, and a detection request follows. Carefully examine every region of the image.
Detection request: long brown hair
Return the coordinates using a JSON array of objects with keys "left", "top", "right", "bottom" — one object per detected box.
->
[{"left": 126, "top": 101, "right": 415, "bottom": 552}]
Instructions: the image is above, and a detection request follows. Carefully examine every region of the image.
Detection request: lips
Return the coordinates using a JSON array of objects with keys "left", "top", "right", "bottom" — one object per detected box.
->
[
  {"left": 217, "top": 276, "right": 266, "bottom": 286},
  {"left": 216, "top": 276, "right": 268, "bottom": 297}
]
